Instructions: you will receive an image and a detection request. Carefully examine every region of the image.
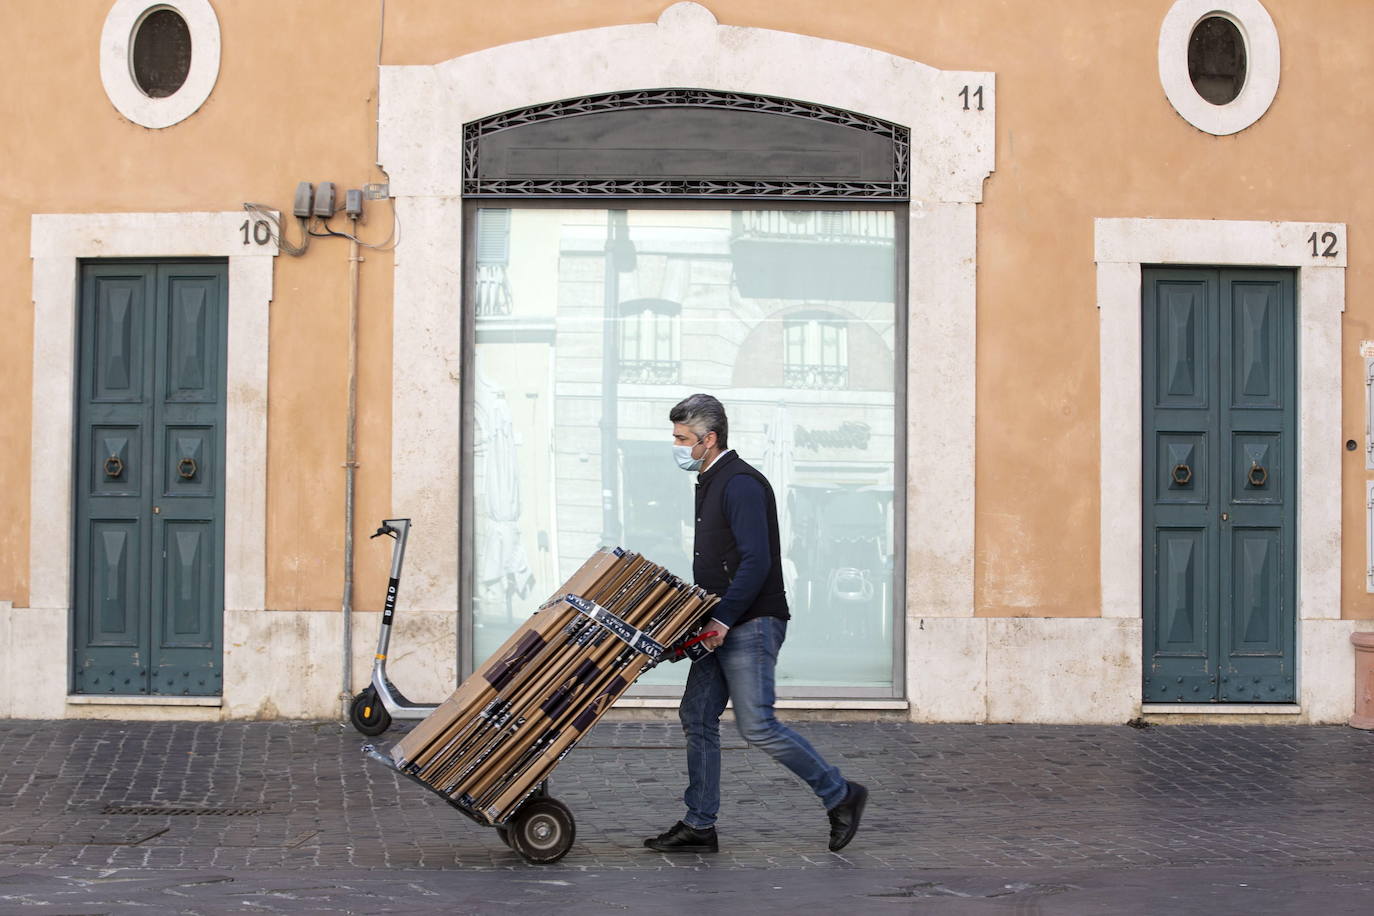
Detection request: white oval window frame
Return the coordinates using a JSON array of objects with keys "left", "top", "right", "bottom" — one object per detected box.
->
[
  {"left": 100, "top": 0, "right": 221, "bottom": 129},
  {"left": 1159, "top": 0, "right": 1279, "bottom": 136}
]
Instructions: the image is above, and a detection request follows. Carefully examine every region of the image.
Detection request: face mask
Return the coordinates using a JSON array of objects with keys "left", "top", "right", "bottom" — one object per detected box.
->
[{"left": 673, "top": 443, "right": 703, "bottom": 472}]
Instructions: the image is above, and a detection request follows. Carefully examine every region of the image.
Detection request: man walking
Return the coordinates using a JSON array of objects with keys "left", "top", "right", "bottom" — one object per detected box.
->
[{"left": 645, "top": 393, "right": 867, "bottom": 854}]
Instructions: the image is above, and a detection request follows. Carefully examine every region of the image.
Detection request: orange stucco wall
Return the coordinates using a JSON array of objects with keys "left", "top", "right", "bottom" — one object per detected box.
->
[
  {"left": 2, "top": 0, "right": 1372, "bottom": 621},
  {"left": 0, "top": 1, "right": 395, "bottom": 612}
]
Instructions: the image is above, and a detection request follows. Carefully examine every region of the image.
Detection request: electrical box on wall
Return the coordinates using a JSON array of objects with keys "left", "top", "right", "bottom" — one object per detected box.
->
[
  {"left": 313, "top": 182, "right": 337, "bottom": 218},
  {"left": 292, "top": 182, "right": 314, "bottom": 218},
  {"left": 345, "top": 189, "right": 364, "bottom": 218}
]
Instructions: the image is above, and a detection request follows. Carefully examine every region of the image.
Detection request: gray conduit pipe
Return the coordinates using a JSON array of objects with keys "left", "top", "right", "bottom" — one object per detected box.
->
[{"left": 342, "top": 221, "right": 362, "bottom": 719}]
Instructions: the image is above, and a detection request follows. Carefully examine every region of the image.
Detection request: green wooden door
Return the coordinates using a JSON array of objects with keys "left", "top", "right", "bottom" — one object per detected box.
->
[
  {"left": 1143, "top": 267, "right": 1296, "bottom": 703},
  {"left": 72, "top": 261, "right": 227, "bottom": 696}
]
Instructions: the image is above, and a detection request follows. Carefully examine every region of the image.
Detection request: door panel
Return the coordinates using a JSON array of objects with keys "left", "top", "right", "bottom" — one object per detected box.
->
[
  {"left": 90, "top": 521, "right": 141, "bottom": 646},
  {"left": 92, "top": 277, "right": 145, "bottom": 402},
  {"left": 1156, "top": 528, "right": 1207, "bottom": 652},
  {"left": 165, "top": 275, "right": 220, "bottom": 401},
  {"left": 73, "top": 261, "right": 226, "bottom": 696},
  {"left": 1230, "top": 281, "right": 1282, "bottom": 407},
  {"left": 159, "top": 521, "right": 215, "bottom": 644},
  {"left": 1143, "top": 267, "right": 1295, "bottom": 703},
  {"left": 1156, "top": 280, "right": 1209, "bottom": 407}
]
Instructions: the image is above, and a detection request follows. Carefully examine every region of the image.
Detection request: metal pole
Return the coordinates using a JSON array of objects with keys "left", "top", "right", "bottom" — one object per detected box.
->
[
  {"left": 600, "top": 211, "right": 628, "bottom": 547},
  {"left": 342, "top": 220, "right": 362, "bottom": 719}
]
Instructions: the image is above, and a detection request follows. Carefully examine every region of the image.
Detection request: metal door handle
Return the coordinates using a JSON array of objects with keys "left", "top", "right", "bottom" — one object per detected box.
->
[
  {"left": 177, "top": 457, "right": 198, "bottom": 480},
  {"left": 104, "top": 456, "right": 124, "bottom": 478},
  {"left": 1247, "top": 461, "right": 1268, "bottom": 487},
  {"left": 1171, "top": 463, "right": 1193, "bottom": 486}
]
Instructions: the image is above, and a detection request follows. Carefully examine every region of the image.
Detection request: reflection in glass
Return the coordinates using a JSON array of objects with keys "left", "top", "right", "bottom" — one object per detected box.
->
[{"left": 471, "top": 208, "right": 898, "bottom": 690}]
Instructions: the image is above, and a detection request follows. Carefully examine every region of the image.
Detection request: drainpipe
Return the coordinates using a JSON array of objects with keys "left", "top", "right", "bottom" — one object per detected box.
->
[{"left": 342, "top": 219, "right": 363, "bottom": 719}]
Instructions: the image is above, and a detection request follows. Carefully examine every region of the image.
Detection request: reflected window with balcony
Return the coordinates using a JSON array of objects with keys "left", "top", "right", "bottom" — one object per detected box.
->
[
  {"left": 784, "top": 311, "right": 848, "bottom": 389},
  {"left": 619, "top": 298, "right": 680, "bottom": 385}
]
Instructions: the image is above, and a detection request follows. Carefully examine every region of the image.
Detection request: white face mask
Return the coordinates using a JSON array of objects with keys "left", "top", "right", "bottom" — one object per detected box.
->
[{"left": 673, "top": 443, "right": 703, "bottom": 472}]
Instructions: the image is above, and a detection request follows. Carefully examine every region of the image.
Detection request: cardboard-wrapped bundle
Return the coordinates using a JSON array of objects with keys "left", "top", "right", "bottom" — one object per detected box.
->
[{"left": 390, "top": 548, "right": 717, "bottom": 825}]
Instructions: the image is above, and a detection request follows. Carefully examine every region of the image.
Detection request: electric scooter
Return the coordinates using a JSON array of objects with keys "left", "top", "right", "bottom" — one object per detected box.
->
[{"left": 348, "top": 519, "right": 439, "bottom": 735}]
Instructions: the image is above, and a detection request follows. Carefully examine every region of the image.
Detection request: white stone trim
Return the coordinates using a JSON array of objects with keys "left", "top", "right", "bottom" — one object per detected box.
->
[
  {"left": 1141, "top": 704, "right": 1299, "bottom": 714},
  {"left": 377, "top": 1, "right": 993, "bottom": 650},
  {"left": 67, "top": 694, "right": 222, "bottom": 706},
  {"left": 1095, "top": 217, "right": 1345, "bottom": 708},
  {"left": 100, "top": 0, "right": 221, "bottom": 129},
  {"left": 1158, "top": 0, "right": 1280, "bottom": 136},
  {"left": 29, "top": 211, "right": 274, "bottom": 704}
]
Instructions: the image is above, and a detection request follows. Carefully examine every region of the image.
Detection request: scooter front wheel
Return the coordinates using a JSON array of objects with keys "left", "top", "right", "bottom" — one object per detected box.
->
[{"left": 349, "top": 687, "right": 392, "bottom": 736}]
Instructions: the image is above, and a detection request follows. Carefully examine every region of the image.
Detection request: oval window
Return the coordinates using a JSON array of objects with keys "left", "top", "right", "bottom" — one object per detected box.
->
[
  {"left": 1188, "top": 16, "right": 1247, "bottom": 105},
  {"left": 131, "top": 8, "right": 193, "bottom": 98}
]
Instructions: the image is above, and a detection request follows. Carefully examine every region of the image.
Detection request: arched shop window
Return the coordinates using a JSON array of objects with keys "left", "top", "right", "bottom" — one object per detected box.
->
[{"left": 463, "top": 90, "right": 906, "bottom": 696}]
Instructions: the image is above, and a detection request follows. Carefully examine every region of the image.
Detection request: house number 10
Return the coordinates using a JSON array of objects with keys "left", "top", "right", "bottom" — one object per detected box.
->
[{"left": 239, "top": 219, "right": 272, "bottom": 246}]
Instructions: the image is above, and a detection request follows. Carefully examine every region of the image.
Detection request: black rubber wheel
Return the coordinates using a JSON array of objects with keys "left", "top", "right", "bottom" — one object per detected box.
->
[
  {"left": 509, "top": 797, "right": 575, "bottom": 864},
  {"left": 349, "top": 688, "right": 392, "bottom": 736}
]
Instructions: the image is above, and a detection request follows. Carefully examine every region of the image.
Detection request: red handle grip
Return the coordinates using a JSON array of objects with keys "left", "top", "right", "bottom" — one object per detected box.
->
[{"left": 681, "top": 630, "right": 719, "bottom": 649}]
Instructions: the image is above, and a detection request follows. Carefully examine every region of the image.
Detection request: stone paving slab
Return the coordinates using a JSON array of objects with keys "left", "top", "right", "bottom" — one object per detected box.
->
[
  {"left": 0, "top": 719, "right": 1372, "bottom": 912},
  {"left": 2, "top": 863, "right": 1373, "bottom": 915}
]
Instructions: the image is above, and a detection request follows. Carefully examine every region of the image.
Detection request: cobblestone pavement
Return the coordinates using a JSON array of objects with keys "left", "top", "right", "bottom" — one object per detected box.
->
[{"left": 0, "top": 719, "right": 1372, "bottom": 913}]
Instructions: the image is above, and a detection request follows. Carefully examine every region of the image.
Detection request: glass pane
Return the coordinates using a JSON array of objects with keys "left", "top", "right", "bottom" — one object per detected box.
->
[
  {"left": 471, "top": 208, "right": 898, "bottom": 690},
  {"left": 1188, "top": 16, "right": 1247, "bottom": 106},
  {"left": 131, "top": 9, "right": 192, "bottom": 99}
]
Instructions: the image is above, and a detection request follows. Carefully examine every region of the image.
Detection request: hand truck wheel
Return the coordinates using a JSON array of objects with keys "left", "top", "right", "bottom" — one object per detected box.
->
[
  {"left": 349, "top": 687, "right": 392, "bottom": 736},
  {"left": 509, "top": 797, "right": 575, "bottom": 864}
]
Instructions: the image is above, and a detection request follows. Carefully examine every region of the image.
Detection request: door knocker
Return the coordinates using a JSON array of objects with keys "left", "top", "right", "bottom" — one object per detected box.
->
[
  {"left": 1247, "top": 461, "right": 1268, "bottom": 487},
  {"left": 177, "top": 457, "right": 198, "bottom": 480},
  {"left": 1171, "top": 463, "right": 1193, "bottom": 486},
  {"left": 103, "top": 455, "right": 124, "bottom": 478}
]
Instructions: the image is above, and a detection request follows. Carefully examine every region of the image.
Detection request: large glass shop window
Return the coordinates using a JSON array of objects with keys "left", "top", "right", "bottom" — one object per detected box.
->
[{"left": 469, "top": 207, "right": 899, "bottom": 691}]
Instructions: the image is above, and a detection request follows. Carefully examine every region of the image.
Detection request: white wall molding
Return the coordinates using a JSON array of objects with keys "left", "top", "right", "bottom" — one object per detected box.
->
[
  {"left": 1095, "top": 216, "right": 1345, "bottom": 710},
  {"left": 29, "top": 211, "right": 274, "bottom": 707},
  {"left": 377, "top": 1, "right": 995, "bottom": 664},
  {"left": 1158, "top": 0, "right": 1280, "bottom": 136},
  {"left": 100, "top": 0, "right": 222, "bottom": 129}
]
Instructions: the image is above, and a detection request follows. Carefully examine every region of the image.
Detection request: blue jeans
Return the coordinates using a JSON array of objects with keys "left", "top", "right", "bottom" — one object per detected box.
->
[{"left": 678, "top": 615, "right": 847, "bottom": 829}]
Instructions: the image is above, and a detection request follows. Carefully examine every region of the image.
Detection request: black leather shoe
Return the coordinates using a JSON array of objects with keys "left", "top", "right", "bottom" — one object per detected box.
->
[
  {"left": 643, "top": 820, "right": 719, "bottom": 853},
  {"left": 827, "top": 781, "right": 868, "bottom": 852}
]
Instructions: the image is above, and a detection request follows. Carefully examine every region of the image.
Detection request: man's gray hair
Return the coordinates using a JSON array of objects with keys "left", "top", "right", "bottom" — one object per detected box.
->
[{"left": 669, "top": 393, "right": 729, "bottom": 448}]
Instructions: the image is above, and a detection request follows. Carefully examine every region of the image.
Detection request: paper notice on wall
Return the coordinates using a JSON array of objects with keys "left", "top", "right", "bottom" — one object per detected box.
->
[{"left": 1362, "top": 340, "right": 1374, "bottom": 358}]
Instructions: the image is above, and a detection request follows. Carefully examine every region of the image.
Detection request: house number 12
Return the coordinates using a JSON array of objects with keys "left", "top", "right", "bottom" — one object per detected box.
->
[{"left": 1307, "top": 230, "right": 1339, "bottom": 258}]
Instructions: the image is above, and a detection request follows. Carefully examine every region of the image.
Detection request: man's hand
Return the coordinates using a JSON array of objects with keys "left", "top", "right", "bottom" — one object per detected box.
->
[{"left": 701, "top": 620, "right": 729, "bottom": 651}]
